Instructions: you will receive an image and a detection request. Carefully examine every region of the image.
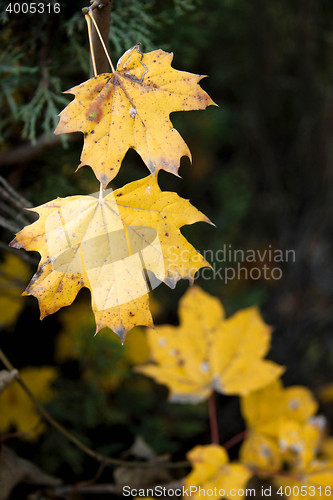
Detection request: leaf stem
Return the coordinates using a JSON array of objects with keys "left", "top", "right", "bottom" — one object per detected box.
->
[
  {"left": 88, "top": 10, "right": 115, "bottom": 73},
  {"left": 208, "top": 392, "right": 219, "bottom": 444},
  {"left": 99, "top": 182, "right": 104, "bottom": 201},
  {"left": 223, "top": 429, "right": 248, "bottom": 450},
  {"left": 85, "top": 14, "right": 98, "bottom": 77}
]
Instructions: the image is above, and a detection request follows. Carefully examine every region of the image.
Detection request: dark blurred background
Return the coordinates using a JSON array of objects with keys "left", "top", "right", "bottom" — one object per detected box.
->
[{"left": 0, "top": 0, "right": 333, "bottom": 495}]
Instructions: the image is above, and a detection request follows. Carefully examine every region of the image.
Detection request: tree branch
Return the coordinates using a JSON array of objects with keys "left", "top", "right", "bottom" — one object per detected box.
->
[
  {"left": 90, "top": 0, "right": 113, "bottom": 74},
  {"left": 208, "top": 392, "right": 219, "bottom": 444},
  {"left": 0, "top": 133, "right": 80, "bottom": 167}
]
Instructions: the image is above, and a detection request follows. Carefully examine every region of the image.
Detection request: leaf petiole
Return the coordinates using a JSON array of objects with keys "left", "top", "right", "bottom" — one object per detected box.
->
[
  {"left": 88, "top": 10, "right": 115, "bottom": 73},
  {"left": 85, "top": 13, "right": 98, "bottom": 77}
]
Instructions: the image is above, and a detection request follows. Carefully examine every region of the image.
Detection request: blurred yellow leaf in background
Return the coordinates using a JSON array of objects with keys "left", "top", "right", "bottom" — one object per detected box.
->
[
  {"left": 0, "top": 253, "right": 29, "bottom": 328},
  {"left": 240, "top": 379, "right": 324, "bottom": 474},
  {"left": 0, "top": 366, "right": 56, "bottom": 439},
  {"left": 185, "top": 444, "right": 251, "bottom": 500},
  {"left": 138, "top": 286, "right": 283, "bottom": 402}
]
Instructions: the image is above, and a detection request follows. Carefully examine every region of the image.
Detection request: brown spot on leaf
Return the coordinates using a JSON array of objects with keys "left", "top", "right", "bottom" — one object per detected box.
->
[{"left": 86, "top": 102, "right": 103, "bottom": 123}]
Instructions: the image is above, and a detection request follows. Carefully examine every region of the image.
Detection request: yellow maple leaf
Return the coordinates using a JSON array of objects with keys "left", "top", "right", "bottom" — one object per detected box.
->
[
  {"left": 239, "top": 432, "right": 282, "bottom": 473},
  {"left": 137, "top": 286, "right": 283, "bottom": 402},
  {"left": 0, "top": 366, "right": 56, "bottom": 439},
  {"left": 10, "top": 175, "right": 210, "bottom": 340},
  {"left": 275, "top": 459, "right": 333, "bottom": 500},
  {"left": 54, "top": 44, "right": 215, "bottom": 187},
  {"left": 185, "top": 444, "right": 251, "bottom": 500},
  {"left": 278, "top": 417, "right": 325, "bottom": 469},
  {"left": 240, "top": 380, "right": 323, "bottom": 475},
  {"left": 241, "top": 380, "right": 318, "bottom": 438},
  {"left": 320, "top": 437, "right": 333, "bottom": 460},
  {"left": 0, "top": 253, "right": 30, "bottom": 328}
]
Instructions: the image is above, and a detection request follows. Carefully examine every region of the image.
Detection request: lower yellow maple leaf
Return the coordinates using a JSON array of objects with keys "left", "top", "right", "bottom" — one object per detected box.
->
[
  {"left": 185, "top": 444, "right": 251, "bottom": 500},
  {"left": 10, "top": 175, "right": 210, "bottom": 341},
  {"left": 137, "top": 286, "right": 284, "bottom": 401}
]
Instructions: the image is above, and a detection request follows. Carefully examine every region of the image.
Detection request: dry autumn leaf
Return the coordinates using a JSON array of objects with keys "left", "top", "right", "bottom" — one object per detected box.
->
[
  {"left": 0, "top": 369, "right": 18, "bottom": 394},
  {"left": 54, "top": 44, "right": 215, "bottom": 187},
  {"left": 10, "top": 175, "right": 210, "bottom": 340},
  {"left": 137, "top": 286, "right": 284, "bottom": 402},
  {"left": 0, "top": 446, "right": 60, "bottom": 500}
]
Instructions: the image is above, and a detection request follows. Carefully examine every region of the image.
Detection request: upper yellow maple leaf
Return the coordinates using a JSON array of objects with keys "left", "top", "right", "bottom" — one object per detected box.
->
[
  {"left": 54, "top": 44, "right": 215, "bottom": 187},
  {"left": 185, "top": 444, "right": 251, "bottom": 500},
  {"left": 137, "top": 286, "right": 284, "bottom": 402},
  {"left": 10, "top": 176, "right": 210, "bottom": 340}
]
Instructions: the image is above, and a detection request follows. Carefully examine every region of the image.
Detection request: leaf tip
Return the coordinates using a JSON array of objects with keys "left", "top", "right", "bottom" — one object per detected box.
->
[
  {"left": 113, "top": 325, "right": 126, "bottom": 345},
  {"left": 9, "top": 238, "right": 22, "bottom": 249}
]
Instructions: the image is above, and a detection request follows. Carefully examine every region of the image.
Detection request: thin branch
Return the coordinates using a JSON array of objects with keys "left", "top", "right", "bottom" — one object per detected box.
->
[
  {"left": 0, "top": 134, "right": 63, "bottom": 167},
  {"left": 0, "top": 241, "right": 39, "bottom": 266},
  {"left": 0, "top": 176, "right": 32, "bottom": 208},
  {"left": 223, "top": 429, "right": 248, "bottom": 450},
  {"left": 50, "top": 466, "right": 302, "bottom": 496},
  {"left": 0, "top": 200, "right": 25, "bottom": 222},
  {"left": 0, "top": 215, "right": 21, "bottom": 233},
  {"left": 51, "top": 478, "right": 185, "bottom": 496},
  {"left": 251, "top": 468, "right": 301, "bottom": 481},
  {"left": 0, "top": 349, "right": 190, "bottom": 470},
  {"left": 0, "top": 419, "right": 44, "bottom": 443},
  {"left": 208, "top": 392, "right": 219, "bottom": 445}
]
